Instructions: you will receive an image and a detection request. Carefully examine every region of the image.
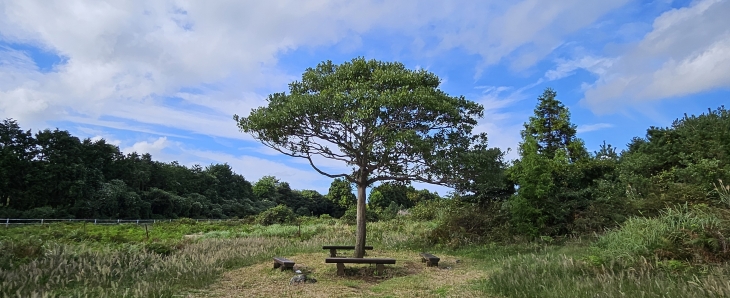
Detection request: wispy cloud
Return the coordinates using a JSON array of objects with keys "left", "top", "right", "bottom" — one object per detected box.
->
[
  {"left": 544, "top": 56, "right": 615, "bottom": 81},
  {"left": 577, "top": 123, "right": 614, "bottom": 133}
]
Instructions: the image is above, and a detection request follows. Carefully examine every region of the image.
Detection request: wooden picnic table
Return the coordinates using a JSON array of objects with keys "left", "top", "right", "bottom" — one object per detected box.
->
[{"left": 322, "top": 245, "right": 373, "bottom": 257}]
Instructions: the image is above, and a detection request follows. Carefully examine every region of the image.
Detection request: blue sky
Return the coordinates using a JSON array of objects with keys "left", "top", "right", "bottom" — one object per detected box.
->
[{"left": 1, "top": 0, "right": 728, "bottom": 195}]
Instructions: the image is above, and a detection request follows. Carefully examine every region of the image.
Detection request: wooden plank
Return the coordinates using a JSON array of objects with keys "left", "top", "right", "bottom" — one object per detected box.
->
[
  {"left": 325, "top": 257, "right": 396, "bottom": 264},
  {"left": 322, "top": 245, "right": 373, "bottom": 250},
  {"left": 323, "top": 245, "right": 374, "bottom": 257}
]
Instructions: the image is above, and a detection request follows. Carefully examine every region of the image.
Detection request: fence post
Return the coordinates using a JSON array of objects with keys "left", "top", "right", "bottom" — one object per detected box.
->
[
  {"left": 94, "top": 219, "right": 97, "bottom": 224},
  {"left": 117, "top": 219, "right": 120, "bottom": 224},
  {"left": 5, "top": 218, "right": 8, "bottom": 228},
  {"left": 136, "top": 219, "right": 139, "bottom": 225},
  {"left": 41, "top": 219, "right": 44, "bottom": 225}
]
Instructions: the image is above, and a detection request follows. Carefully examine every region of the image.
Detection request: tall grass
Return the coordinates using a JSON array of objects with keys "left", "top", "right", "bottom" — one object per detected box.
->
[
  {"left": 473, "top": 203, "right": 730, "bottom": 297},
  {"left": 0, "top": 219, "right": 432, "bottom": 297},
  {"left": 593, "top": 204, "right": 727, "bottom": 264},
  {"left": 480, "top": 253, "right": 730, "bottom": 298},
  {"left": 714, "top": 179, "right": 730, "bottom": 207}
]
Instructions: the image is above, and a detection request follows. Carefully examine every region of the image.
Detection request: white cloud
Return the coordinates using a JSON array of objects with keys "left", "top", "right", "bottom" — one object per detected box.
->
[
  {"left": 121, "top": 137, "right": 170, "bottom": 156},
  {"left": 544, "top": 56, "right": 616, "bottom": 81},
  {"left": 577, "top": 123, "right": 613, "bottom": 133},
  {"left": 90, "top": 135, "right": 122, "bottom": 146},
  {"left": 581, "top": 0, "right": 730, "bottom": 113},
  {"left": 0, "top": 0, "right": 628, "bottom": 133},
  {"left": 433, "top": 0, "right": 629, "bottom": 76}
]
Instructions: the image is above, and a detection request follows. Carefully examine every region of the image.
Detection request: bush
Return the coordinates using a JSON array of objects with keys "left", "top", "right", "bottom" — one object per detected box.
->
[
  {"left": 255, "top": 205, "right": 296, "bottom": 225},
  {"left": 340, "top": 206, "right": 378, "bottom": 224},
  {"left": 409, "top": 198, "right": 452, "bottom": 221},
  {"left": 144, "top": 242, "right": 176, "bottom": 256},
  {"left": 427, "top": 201, "right": 512, "bottom": 247},
  {"left": 0, "top": 236, "right": 45, "bottom": 270},
  {"left": 593, "top": 204, "right": 730, "bottom": 265}
]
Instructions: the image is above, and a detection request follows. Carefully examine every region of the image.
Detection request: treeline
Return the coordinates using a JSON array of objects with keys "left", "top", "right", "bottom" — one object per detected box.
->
[
  {"left": 0, "top": 121, "right": 439, "bottom": 219},
  {"left": 430, "top": 89, "right": 730, "bottom": 244}
]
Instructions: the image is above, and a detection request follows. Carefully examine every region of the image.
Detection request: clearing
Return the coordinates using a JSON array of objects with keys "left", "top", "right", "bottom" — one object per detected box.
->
[{"left": 192, "top": 250, "right": 490, "bottom": 298}]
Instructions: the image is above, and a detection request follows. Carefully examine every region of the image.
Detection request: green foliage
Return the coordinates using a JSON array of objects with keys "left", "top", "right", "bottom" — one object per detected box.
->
[
  {"left": 480, "top": 252, "right": 730, "bottom": 298},
  {"left": 521, "top": 88, "right": 588, "bottom": 162},
  {"left": 450, "top": 136, "right": 514, "bottom": 203},
  {"left": 592, "top": 204, "right": 730, "bottom": 265},
  {"left": 325, "top": 178, "right": 356, "bottom": 213},
  {"left": 143, "top": 242, "right": 176, "bottom": 256},
  {"left": 255, "top": 205, "right": 296, "bottom": 225},
  {"left": 714, "top": 179, "right": 730, "bottom": 207},
  {"left": 0, "top": 236, "right": 45, "bottom": 270},
  {"left": 340, "top": 206, "right": 378, "bottom": 224},
  {"left": 507, "top": 88, "right": 608, "bottom": 237},
  {"left": 368, "top": 182, "right": 413, "bottom": 209},
  {"left": 618, "top": 106, "right": 730, "bottom": 214},
  {"left": 234, "top": 57, "right": 488, "bottom": 190},
  {"left": 408, "top": 198, "right": 452, "bottom": 221},
  {"left": 0, "top": 119, "right": 265, "bottom": 220},
  {"left": 427, "top": 200, "right": 512, "bottom": 247}
]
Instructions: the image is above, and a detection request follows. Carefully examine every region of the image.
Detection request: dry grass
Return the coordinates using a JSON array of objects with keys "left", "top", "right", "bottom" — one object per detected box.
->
[{"left": 197, "top": 250, "right": 490, "bottom": 298}]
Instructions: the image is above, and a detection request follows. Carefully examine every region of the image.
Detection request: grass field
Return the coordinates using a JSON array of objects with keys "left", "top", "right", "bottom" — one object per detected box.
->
[{"left": 1, "top": 217, "right": 729, "bottom": 297}]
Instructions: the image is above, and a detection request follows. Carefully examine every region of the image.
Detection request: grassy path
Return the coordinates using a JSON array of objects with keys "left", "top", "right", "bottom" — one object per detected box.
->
[{"left": 194, "top": 250, "right": 493, "bottom": 298}]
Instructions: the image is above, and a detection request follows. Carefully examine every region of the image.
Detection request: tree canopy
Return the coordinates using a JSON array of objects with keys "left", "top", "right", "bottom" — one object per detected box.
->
[{"left": 234, "top": 57, "right": 495, "bottom": 257}]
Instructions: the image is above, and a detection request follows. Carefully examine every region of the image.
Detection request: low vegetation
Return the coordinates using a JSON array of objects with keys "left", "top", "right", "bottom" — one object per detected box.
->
[{"left": 2, "top": 207, "right": 730, "bottom": 297}]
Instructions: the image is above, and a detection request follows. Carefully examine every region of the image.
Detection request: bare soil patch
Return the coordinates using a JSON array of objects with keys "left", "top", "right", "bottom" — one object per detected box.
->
[{"left": 193, "top": 249, "right": 489, "bottom": 297}]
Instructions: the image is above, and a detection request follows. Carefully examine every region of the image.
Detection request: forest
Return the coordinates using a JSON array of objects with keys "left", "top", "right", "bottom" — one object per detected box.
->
[{"left": 0, "top": 119, "right": 403, "bottom": 220}]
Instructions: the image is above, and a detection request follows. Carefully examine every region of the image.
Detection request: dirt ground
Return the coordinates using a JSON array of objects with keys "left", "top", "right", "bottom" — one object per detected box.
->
[{"left": 189, "top": 250, "right": 490, "bottom": 297}]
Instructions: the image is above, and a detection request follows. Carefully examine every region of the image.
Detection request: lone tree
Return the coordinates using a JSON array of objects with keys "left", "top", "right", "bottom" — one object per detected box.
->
[{"left": 234, "top": 58, "right": 489, "bottom": 257}]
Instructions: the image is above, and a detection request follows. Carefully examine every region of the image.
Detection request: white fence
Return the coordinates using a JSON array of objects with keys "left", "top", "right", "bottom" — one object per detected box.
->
[{"left": 1, "top": 218, "right": 231, "bottom": 227}]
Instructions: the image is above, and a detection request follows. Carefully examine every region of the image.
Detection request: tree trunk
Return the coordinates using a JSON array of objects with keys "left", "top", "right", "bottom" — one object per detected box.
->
[{"left": 354, "top": 183, "right": 367, "bottom": 258}]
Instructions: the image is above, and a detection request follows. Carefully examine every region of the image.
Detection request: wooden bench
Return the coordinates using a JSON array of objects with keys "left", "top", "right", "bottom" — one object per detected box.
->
[
  {"left": 325, "top": 257, "right": 396, "bottom": 276},
  {"left": 322, "top": 245, "right": 373, "bottom": 257},
  {"left": 420, "top": 253, "right": 440, "bottom": 267},
  {"left": 273, "top": 257, "right": 295, "bottom": 271}
]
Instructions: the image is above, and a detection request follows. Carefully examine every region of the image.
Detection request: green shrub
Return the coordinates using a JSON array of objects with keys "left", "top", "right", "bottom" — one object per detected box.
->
[
  {"left": 0, "top": 236, "right": 45, "bottom": 270},
  {"left": 481, "top": 253, "right": 730, "bottom": 298},
  {"left": 144, "top": 242, "right": 176, "bottom": 256},
  {"left": 340, "top": 206, "right": 378, "bottom": 224},
  {"left": 255, "top": 205, "right": 296, "bottom": 225},
  {"left": 427, "top": 201, "right": 512, "bottom": 247},
  {"left": 593, "top": 204, "right": 730, "bottom": 265},
  {"left": 409, "top": 198, "right": 452, "bottom": 221},
  {"left": 175, "top": 218, "right": 198, "bottom": 225}
]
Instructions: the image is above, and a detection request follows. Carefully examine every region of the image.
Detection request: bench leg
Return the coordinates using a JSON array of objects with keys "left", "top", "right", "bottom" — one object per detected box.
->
[
  {"left": 426, "top": 260, "right": 434, "bottom": 267},
  {"left": 336, "top": 263, "right": 345, "bottom": 276},
  {"left": 376, "top": 264, "right": 385, "bottom": 275},
  {"left": 274, "top": 262, "right": 281, "bottom": 269},
  {"left": 330, "top": 249, "right": 337, "bottom": 257}
]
